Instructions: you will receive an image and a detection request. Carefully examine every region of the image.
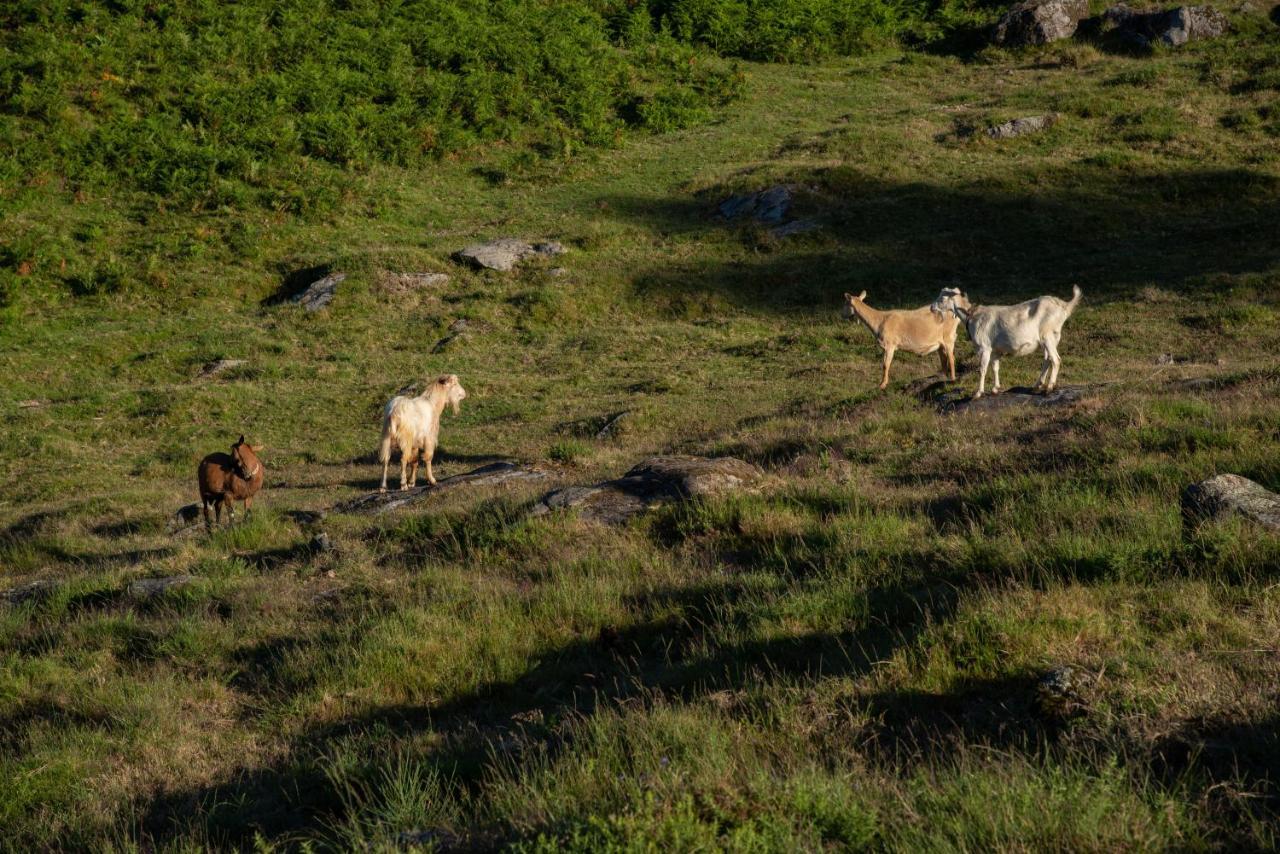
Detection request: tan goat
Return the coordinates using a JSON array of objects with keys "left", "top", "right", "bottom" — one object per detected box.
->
[{"left": 841, "top": 291, "right": 959, "bottom": 389}]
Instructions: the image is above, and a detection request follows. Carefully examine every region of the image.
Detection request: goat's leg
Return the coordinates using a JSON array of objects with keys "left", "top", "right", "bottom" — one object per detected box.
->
[
  {"left": 991, "top": 359, "right": 1002, "bottom": 394},
  {"left": 223, "top": 497, "right": 235, "bottom": 527},
  {"left": 879, "top": 346, "right": 895, "bottom": 390},
  {"left": 1035, "top": 350, "right": 1051, "bottom": 391},
  {"left": 202, "top": 501, "right": 213, "bottom": 531},
  {"left": 975, "top": 348, "right": 991, "bottom": 398},
  {"left": 213, "top": 500, "right": 223, "bottom": 528},
  {"left": 399, "top": 453, "right": 410, "bottom": 491},
  {"left": 425, "top": 444, "right": 437, "bottom": 486},
  {"left": 1046, "top": 339, "right": 1063, "bottom": 391},
  {"left": 407, "top": 453, "right": 419, "bottom": 489},
  {"left": 943, "top": 343, "right": 956, "bottom": 381}
]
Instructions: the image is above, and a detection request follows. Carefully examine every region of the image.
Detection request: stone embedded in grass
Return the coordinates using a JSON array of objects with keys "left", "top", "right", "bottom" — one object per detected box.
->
[
  {"left": 1, "top": 579, "right": 58, "bottom": 605},
  {"left": 769, "top": 218, "right": 821, "bottom": 239},
  {"left": 992, "top": 0, "right": 1089, "bottom": 46},
  {"left": 452, "top": 238, "right": 565, "bottom": 272},
  {"left": 1036, "top": 666, "right": 1090, "bottom": 718},
  {"left": 718, "top": 185, "right": 792, "bottom": 224},
  {"left": 985, "top": 114, "right": 1058, "bottom": 139},
  {"left": 1181, "top": 474, "right": 1280, "bottom": 532},
  {"left": 935, "top": 384, "right": 1094, "bottom": 413},
  {"left": 309, "top": 532, "right": 334, "bottom": 554},
  {"left": 195, "top": 358, "right": 246, "bottom": 380},
  {"left": 336, "top": 461, "right": 551, "bottom": 514},
  {"left": 291, "top": 272, "right": 346, "bottom": 312},
  {"left": 531, "top": 455, "right": 763, "bottom": 525},
  {"left": 127, "top": 575, "right": 198, "bottom": 598},
  {"left": 17, "top": 399, "right": 46, "bottom": 409}
]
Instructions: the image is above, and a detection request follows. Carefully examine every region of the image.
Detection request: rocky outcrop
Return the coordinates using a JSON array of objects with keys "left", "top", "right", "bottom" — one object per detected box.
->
[
  {"left": 531, "top": 455, "right": 763, "bottom": 525},
  {"left": 1182, "top": 474, "right": 1280, "bottom": 532},
  {"left": 452, "top": 239, "right": 565, "bottom": 272},
  {"left": 291, "top": 272, "right": 345, "bottom": 311},
  {"left": 1, "top": 579, "right": 58, "bottom": 606},
  {"left": 1098, "top": 4, "right": 1229, "bottom": 47},
  {"left": 986, "top": 114, "right": 1058, "bottom": 139},
  {"left": 719, "top": 185, "right": 793, "bottom": 224},
  {"left": 993, "top": 0, "right": 1090, "bottom": 46},
  {"left": 337, "top": 461, "right": 551, "bottom": 514},
  {"left": 195, "top": 358, "right": 246, "bottom": 380}
]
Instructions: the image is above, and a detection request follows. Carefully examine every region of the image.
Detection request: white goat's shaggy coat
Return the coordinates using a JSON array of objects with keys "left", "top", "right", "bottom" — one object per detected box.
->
[
  {"left": 933, "top": 286, "right": 1082, "bottom": 398},
  {"left": 379, "top": 374, "right": 467, "bottom": 492},
  {"left": 841, "top": 291, "right": 960, "bottom": 389}
]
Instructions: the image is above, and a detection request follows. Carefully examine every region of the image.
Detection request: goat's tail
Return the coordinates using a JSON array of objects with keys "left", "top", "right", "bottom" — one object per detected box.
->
[{"left": 1065, "top": 284, "right": 1083, "bottom": 316}]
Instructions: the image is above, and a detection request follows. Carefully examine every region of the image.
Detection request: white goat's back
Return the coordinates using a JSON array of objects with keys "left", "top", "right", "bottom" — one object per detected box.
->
[{"left": 382, "top": 395, "right": 438, "bottom": 452}]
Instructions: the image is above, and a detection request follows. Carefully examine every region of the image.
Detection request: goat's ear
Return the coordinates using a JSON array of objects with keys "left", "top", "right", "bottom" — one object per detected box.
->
[
  {"left": 843, "top": 292, "right": 853, "bottom": 301},
  {"left": 236, "top": 434, "right": 245, "bottom": 446},
  {"left": 857, "top": 290, "right": 867, "bottom": 301}
]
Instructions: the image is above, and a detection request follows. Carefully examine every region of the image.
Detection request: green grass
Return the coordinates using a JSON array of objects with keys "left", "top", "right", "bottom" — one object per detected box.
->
[{"left": 2, "top": 2, "right": 1280, "bottom": 850}]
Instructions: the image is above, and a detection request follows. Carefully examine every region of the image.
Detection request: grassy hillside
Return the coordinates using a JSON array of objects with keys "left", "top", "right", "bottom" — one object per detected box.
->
[{"left": 2, "top": 0, "right": 1280, "bottom": 850}]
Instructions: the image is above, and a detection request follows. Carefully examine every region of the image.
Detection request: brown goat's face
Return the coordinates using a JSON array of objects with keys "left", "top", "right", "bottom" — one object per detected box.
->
[{"left": 231, "top": 436, "right": 261, "bottom": 479}]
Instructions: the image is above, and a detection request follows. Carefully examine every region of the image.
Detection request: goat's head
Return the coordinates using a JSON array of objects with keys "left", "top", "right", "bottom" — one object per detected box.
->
[
  {"left": 840, "top": 291, "right": 868, "bottom": 320},
  {"left": 932, "top": 287, "right": 971, "bottom": 320},
  {"left": 230, "top": 435, "right": 263, "bottom": 480},
  {"left": 436, "top": 374, "right": 467, "bottom": 415}
]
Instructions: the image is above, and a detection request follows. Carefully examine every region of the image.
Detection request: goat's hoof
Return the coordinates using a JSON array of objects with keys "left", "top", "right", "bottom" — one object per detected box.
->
[{"left": 378, "top": 487, "right": 387, "bottom": 494}]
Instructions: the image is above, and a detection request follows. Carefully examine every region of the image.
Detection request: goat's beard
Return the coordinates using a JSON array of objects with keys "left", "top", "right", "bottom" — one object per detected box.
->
[{"left": 450, "top": 401, "right": 461, "bottom": 416}]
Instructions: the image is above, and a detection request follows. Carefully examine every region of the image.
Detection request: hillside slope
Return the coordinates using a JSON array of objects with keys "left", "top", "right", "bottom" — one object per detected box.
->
[{"left": 2, "top": 4, "right": 1280, "bottom": 850}]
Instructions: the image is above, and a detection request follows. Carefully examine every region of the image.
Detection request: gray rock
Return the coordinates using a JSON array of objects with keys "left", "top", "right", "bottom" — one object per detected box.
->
[
  {"left": 1036, "top": 666, "right": 1089, "bottom": 718},
  {"left": 431, "top": 333, "right": 461, "bottom": 354},
  {"left": 985, "top": 114, "right": 1058, "bottom": 139},
  {"left": 128, "top": 575, "right": 198, "bottom": 598},
  {"left": 309, "top": 532, "right": 334, "bottom": 554},
  {"left": 993, "top": 0, "right": 1089, "bottom": 45},
  {"left": 595, "top": 410, "right": 632, "bottom": 440},
  {"left": 548, "top": 266, "right": 568, "bottom": 278},
  {"left": 291, "top": 272, "right": 345, "bottom": 312},
  {"left": 448, "top": 318, "right": 470, "bottom": 333},
  {"left": 1182, "top": 474, "right": 1280, "bottom": 532},
  {"left": 937, "top": 384, "right": 1093, "bottom": 413},
  {"left": 1, "top": 579, "right": 58, "bottom": 605},
  {"left": 718, "top": 185, "right": 793, "bottom": 224},
  {"left": 337, "top": 462, "right": 551, "bottom": 514},
  {"left": 531, "top": 455, "right": 763, "bottom": 525},
  {"left": 453, "top": 238, "right": 565, "bottom": 272},
  {"left": 195, "top": 358, "right": 246, "bottom": 380},
  {"left": 17, "top": 399, "right": 46, "bottom": 409},
  {"left": 1097, "top": 4, "right": 1229, "bottom": 46},
  {"left": 285, "top": 509, "right": 326, "bottom": 527}
]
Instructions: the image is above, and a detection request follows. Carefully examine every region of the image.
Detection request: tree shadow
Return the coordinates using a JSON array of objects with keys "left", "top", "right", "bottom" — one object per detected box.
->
[{"left": 597, "top": 164, "right": 1280, "bottom": 312}]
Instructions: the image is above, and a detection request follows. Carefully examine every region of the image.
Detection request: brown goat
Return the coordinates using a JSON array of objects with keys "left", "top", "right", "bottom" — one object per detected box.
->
[
  {"left": 197, "top": 435, "right": 264, "bottom": 530},
  {"left": 842, "top": 290, "right": 959, "bottom": 389}
]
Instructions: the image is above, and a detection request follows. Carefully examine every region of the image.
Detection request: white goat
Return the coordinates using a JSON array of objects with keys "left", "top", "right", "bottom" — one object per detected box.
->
[
  {"left": 841, "top": 291, "right": 960, "bottom": 389},
  {"left": 933, "top": 286, "right": 1082, "bottom": 398},
  {"left": 378, "top": 374, "right": 467, "bottom": 492}
]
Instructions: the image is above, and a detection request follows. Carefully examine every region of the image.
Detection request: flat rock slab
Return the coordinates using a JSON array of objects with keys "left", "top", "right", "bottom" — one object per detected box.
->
[
  {"left": 993, "top": 0, "right": 1089, "bottom": 45},
  {"left": 291, "top": 272, "right": 346, "bottom": 311},
  {"left": 1, "top": 579, "right": 58, "bottom": 605},
  {"left": 196, "top": 358, "right": 246, "bottom": 380},
  {"left": 1182, "top": 474, "right": 1280, "bottom": 532},
  {"left": 719, "top": 185, "right": 793, "bottom": 225},
  {"left": 128, "top": 575, "right": 198, "bottom": 598},
  {"left": 937, "top": 385, "right": 1093, "bottom": 414},
  {"left": 453, "top": 239, "right": 565, "bottom": 272},
  {"left": 381, "top": 272, "right": 450, "bottom": 293},
  {"left": 531, "top": 455, "right": 763, "bottom": 525},
  {"left": 337, "top": 462, "right": 551, "bottom": 514},
  {"left": 986, "top": 114, "right": 1057, "bottom": 139}
]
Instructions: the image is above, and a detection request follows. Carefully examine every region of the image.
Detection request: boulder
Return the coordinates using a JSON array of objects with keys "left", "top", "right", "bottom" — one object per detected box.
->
[
  {"left": 1181, "top": 474, "right": 1280, "bottom": 532},
  {"left": 309, "top": 532, "right": 334, "bottom": 554},
  {"left": 986, "top": 114, "right": 1058, "bottom": 139},
  {"left": 531, "top": 455, "right": 763, "bottom": 525},
  {"left": 993, "top": 0, "right": 1090, "bottom": 46},
  {"left": 291, "top": 272, "right": 345, "bottom": 312},
  {"left": 452, "top": 238, "right": 565, "bottom": 272},
  {"left": 1095, "top": 4, "right": 1229, "bottom": 46},
  {"left": 1036, "top": 666, "right": 1090, "bottom": 718},
  {"left": 718, "top": 185, "right": 793, "bottom": 224},
  {"left": 337, "top": 461, "right": 551, "bottom": 514},
  {"left": 128, "top": 575, "right": 198, "bottom": 598}
]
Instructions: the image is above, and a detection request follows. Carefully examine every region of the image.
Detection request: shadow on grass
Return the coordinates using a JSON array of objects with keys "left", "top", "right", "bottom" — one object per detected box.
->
[{"left": 597, "top": 164, "right": 1280, "bottom": 311}]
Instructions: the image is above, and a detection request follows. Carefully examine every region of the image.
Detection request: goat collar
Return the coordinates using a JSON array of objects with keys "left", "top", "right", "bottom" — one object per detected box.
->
[{"left": 241, "top": 460, "right": 260, "bottom": 480}]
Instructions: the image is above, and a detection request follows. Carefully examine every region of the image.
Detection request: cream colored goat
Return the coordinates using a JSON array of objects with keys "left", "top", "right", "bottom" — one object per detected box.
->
[
  {"left": 933, "top": 286, "right": 1082, "bottom": 398},
  {"left": 841, "top": 291, "right": 959, "bottom": 389},
  {"left": 379, "top": 374, "right": 467, "bottom": 492}
]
